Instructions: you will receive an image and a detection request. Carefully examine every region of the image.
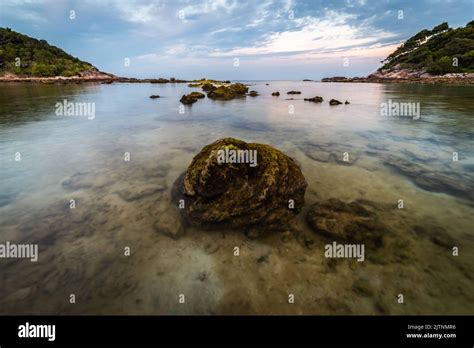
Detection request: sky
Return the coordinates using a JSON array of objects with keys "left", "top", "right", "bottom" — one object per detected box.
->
[{"left": 1, "top": 0, "right": 473, "bottom": 80}]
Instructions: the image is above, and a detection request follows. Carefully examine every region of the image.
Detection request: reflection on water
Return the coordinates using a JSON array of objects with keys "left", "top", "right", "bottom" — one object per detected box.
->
[{"left": 0, "top": 81, "right": 473, "bottom": 314}]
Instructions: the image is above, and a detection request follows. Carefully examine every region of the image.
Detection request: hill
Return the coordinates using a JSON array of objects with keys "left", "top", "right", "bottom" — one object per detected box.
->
[
  {"left": 379, "top": 21, "right": 474, "bottom": 75},
  {"left": 0, "top": 27, "right": 105, "bottom": 78}
]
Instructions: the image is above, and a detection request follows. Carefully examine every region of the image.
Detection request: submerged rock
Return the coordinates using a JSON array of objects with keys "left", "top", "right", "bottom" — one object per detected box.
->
[
  {"left": 383, "top": 154, "right": 474, "bottom": 201},
  {"left": 304, "top": 96, "right": 323, "bottom": 103},
  {"left": 172, "top": 138, "right": 307, "bottom": 233},
  {"left": 188, "top": 91, "right": 205, "bottom": 99},
  {"left": 272, "top": 91, "right": 280, "bottom": 96},
  {"left": 287, "top": 91, "right": 301, "bottom": 94},
  {"left": 329, "top": 99, "right": 343, "bottom": 105},
  {"left": 115, "top": 182, "right": 167, "bottom": 202},
  {"left": 153, "top": 207, "right": 184, "bottom": 240},
  {"left": 180, "top": 94, "right": 198, "bottom": 105},
  {"left": 306, "top": 199, "right": 387, "bottom": 249}
]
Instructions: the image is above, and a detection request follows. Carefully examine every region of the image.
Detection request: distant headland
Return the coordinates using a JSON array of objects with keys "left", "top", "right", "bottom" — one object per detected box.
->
[{"left": 322, "top": 21, "right": 474, "bottom": 85}]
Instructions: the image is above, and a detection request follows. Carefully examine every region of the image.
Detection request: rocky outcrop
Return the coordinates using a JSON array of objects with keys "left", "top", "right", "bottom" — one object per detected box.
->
[
  {"left": 207, "top": 86, "right": 235, "bottom": 100},
  {"left": 201, "top": 83, "right": 216, "bottom": 92},
  {"left": 207, "top": 83, "right": 249, "bottom": 100},
  {"left": 188, "top": 92, "right": 205, "bottom": 99},
  {"left": 229, "top": 83, "right": 249, "bottom": 95},
  {"left": 172, "top": 138, "right": 307, "bottom": 234},
  {"left": 304, "top": 96, "right": 323, "bottom": 103},
  {"left": 180, "top": 94, "right": 198, "bottom": 105}
]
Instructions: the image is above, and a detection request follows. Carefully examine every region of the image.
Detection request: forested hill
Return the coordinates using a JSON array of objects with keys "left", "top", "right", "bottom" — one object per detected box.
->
[
  {"left": 0, "top": 27, "right": 97, "bottom": 77},
  {"left": 380, "top": 21, "right": 474, "bottom": 75}
]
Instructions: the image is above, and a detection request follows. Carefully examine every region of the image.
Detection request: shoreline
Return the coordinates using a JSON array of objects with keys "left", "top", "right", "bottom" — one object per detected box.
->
[
  {"left": 322, "top": 71, "right": 474, "bottom": 85},
  {"left": 1, "top": 74, "right": 474, "bottom": 85}
]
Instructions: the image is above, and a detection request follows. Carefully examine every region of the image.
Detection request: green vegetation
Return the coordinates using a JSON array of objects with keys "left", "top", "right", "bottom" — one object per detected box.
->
[
  {"left": 380, "top": 21, "right": 474, "bottom": 75},
  {"left": 0, "top": 27, "right": 96, "bottom": 77}
]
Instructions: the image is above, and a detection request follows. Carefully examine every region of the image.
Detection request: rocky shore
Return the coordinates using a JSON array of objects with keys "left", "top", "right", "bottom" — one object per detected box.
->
[
  {"left": 322, "top": 66, "right": 474, "bottom": 85},
  {"left": 0, "top": 70, "right": 192, "bottom": 84}
]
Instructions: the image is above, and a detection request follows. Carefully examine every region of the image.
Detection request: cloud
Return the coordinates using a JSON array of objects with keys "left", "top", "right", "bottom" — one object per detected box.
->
[{"left": 209, "top": 10, "right": 397, "bottom": 57}]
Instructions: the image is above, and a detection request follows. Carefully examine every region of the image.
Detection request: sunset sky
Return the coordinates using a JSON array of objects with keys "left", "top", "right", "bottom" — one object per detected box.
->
[{"left": 1, "top": 0, "right": 473, "bottom": 79}]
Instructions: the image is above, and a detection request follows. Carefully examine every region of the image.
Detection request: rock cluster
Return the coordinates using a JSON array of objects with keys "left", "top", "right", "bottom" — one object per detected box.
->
[
  {"left": 206, "top": 83, "right": 249, "bottom": 100},
  {"left": 172, "top": 138, "right": 307, "bottom": 233}
]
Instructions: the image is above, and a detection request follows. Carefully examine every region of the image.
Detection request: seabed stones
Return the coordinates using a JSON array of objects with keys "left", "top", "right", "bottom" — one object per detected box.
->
[
  {"left": 306, "top": 198, "right": 387, "bottom": 250},
  {"left": 172, "top": 137, "right": 307, "bottom": 235}
]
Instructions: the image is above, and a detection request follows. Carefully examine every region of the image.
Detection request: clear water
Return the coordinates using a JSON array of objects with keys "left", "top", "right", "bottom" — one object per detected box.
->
[{"left": 0, "top": 81, "right": 473, "bottom": 314}]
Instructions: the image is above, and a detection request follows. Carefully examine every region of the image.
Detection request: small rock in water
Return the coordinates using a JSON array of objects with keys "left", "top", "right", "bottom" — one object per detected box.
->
[
  {"left": 271, "top": 91, "right": 280, "bottom": 96},
  {"left": 329, "top": 99, "right": 343, "bottom": 105},
  {"left": 248, "top": 90, "right": 259, "bottom": 97},
  {"left": 188, "top": 91, "right": 205, "bottom": 99},
  {"left": 287, "top": 90, "right": 301, "bottom": 94},
  {"left": 153, "top": 207, "right": 184, "bottom": 240},
  {"left": 345, "top": 100, "right": 350, "bottom": 104},
  {"left": 304, "top": 96, "right": 323, "bottom": 103},
  {"left": 149, "top": 95, "right": 160, "bottom": 99},
  {"left": 180, "top": 94, "right": 198, "bottom": 105}
]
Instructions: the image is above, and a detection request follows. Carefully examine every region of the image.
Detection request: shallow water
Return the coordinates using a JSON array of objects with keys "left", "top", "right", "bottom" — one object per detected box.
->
[{"left": 0, "top": 81, "right": 473, "bottom": 314}]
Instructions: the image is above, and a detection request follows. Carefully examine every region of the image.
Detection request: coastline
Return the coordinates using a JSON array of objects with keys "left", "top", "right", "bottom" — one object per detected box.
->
[
  {"left": 0, "top": 71, "right": 190, "bottom": 84},
  {"left": 322, "top": 71, "right": 474, "bottom": 85}
]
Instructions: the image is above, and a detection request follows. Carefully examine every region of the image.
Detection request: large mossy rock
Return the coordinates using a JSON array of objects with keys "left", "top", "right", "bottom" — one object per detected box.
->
[
  {"left": 172, "top": 138, "right": 307, "bottom": 233},
  {"left": 207, "top": 86, "right": 235, "bottom": 100},
  {"left": 207, "top": 83, "right": 249, "bottom": 100}
]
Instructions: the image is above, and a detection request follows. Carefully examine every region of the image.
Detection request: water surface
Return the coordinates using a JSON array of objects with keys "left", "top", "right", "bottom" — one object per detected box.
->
[{"left": 0, "top": 81, "right": 473, "bottom": 314}]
